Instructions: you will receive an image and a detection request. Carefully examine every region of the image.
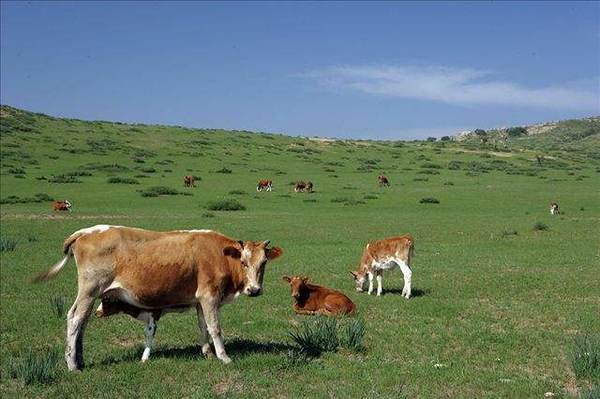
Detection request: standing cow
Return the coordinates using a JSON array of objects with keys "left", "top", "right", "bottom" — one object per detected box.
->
[
  {"left": 550, "top": 202, "right": 560, "bottom": 215},
  {"left": 184, "top": 175, "right": 196, "bottom": 187},
  {"left": 377, "top": 174, "right": 390, "bottom": 187},
  {"left": 350, "top": 235, "right": 414, "bottom": 298},
  {"left": 53, "top": 200, "right": 72, "bottom": 212},
  {"left": 34, "top": 225, "right": 282, "bottom": 370},
  {"left": 257, "top": 179, "right": 273, "bottom": 192},
  {"left": 294, "top": 180, "right": 314, "bottom": 193}
]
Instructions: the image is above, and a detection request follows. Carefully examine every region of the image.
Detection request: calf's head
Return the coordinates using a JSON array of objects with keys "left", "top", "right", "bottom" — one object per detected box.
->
[
  {"left": 282, "top": 276, "right": 309, "bottom": 301},
  {"left": 349, "top": 271, "right": 367, "bottom": 292},
  {"left": 224, "top": 240, "right": 282, "bottom": 297}
]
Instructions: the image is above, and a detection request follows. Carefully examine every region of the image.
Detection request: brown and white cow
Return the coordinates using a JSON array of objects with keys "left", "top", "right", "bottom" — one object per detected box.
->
[
  {"left": 184, "top": 175, "right": 196, "bottom": 187},
  {"left": 53, "top": 200, "right": 72, "bottom": 212},
  {"left": 377, "top": 174, "right": 390, "bottom": 187},
  {"left": 282, "top": 276, "right": 356, "bottom": 316},
  {"left": 350, "top": 235, "right": 414, "bottom": 298},
  {"left": 34, "top": 225, "right": 282, "bottom": 370},
  {"left": 550, "top": 202, "right": 560, "bottom": 215},
  {"left": 257, "top": 179, "right": 272, "bottom": 192}
]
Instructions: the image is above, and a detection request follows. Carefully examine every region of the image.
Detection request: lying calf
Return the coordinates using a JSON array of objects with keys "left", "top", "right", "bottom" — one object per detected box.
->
[{"left": 282, "top": 276, "right": 356, "bottom": 316}]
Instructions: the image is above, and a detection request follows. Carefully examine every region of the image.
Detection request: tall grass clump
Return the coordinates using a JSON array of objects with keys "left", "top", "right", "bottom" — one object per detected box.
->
[
  {"left": 419, "top": 197, "right": 440, "bottom": 204},
  {"left": 107, "top": 176, "right": 139, "bottom": 184},
  {"left": 340, "top": 319, "right": 366, "bottom": 351},
  {"left": 570, "top": 334, "right": 600, "bottom": 380},
  {"left": 50, "top": 296, "right": 66, "bottom": 318},
  {"left": 7, "top": 348, "right": 61, "bottom": 385},
  {"left": 1, "top": 237, "right": 17, "bottom": 252},
  {"left": 206, "top": 199, "right": 246, "bottom": 211},
  {"left": 139, "top": 186, "right": 189, "bottom": 197},
  {"left": 533, "top": 222, "right": 549, "bottom": 231}
]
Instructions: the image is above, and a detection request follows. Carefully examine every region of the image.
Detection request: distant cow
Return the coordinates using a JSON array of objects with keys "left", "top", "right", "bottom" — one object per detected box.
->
[
  {"left": 378, "top": 174, "right": 390, "bottom": 187},
  {"left": 282, "top": 276, "right": 356, "bottom": 316},
  {"left": 550, "top": 202, "right": 560, "bottom": 215},
  {"left": 294, "top": 180, "right": 313, "bottom": 193},
  {"left": 257, "top": 179, "right": 272, "bottom": 192},
  {"left": 53, "top": 200, "right": 72, "bottom": 212},
  {"left": 183, "top": 175, "right": 195, "bottom": 187},
  {"left": 350, "top": 235, "right": 414, "bottom": 298},
  {"left": 34, "top": 225, "right": 283, "bottom": 370}
]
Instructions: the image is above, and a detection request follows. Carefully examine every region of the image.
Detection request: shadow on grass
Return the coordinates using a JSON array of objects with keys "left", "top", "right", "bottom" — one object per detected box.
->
[
  {"left": 383, "top": 287, "right": 430, "bottom": 297},
  {"left": 98, "top": 338, "right": 294, "bottom": 366}
]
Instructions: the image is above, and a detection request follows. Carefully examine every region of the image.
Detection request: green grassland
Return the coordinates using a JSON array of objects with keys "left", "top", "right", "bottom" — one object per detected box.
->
[{"left": 1, "top": 105, "right": 599, "bottom": 398}]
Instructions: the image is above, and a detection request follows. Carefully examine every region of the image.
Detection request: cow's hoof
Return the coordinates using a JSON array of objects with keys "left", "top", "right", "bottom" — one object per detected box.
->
[{"left": 218, "top": 355, "right": 232, "bottom": 364}]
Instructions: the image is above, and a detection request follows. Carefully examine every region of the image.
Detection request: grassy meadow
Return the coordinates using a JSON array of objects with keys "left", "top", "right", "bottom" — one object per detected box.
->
[{"left": 1, "top": 105, "right": 599, "bottom": 398}]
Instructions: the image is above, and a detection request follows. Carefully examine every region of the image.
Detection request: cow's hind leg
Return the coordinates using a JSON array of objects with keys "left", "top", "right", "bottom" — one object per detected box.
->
[
  {"left": 367, "top": 272, "right": 374, "bottom": 295},
  {"left": 200, "top": 299, "right": 230, "bottom": 364},
  {"left": 397, "top": 260, "right": 412, "bottom": 299},
  {"left": 66, "top": 289, "right": 97, "bottom": 371},
  {"left": 376, "top": 271, "right": 383, "bottom": 296},
  {"left": 196, "top": 304, "right": 213, "bottom": 357}
]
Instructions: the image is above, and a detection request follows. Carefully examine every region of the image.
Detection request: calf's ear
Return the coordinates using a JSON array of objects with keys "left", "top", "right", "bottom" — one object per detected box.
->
[
  {"left": 266, "top": 246, "right": 283, "bottom": 261},
  {"left": 282, "top": 276, "right": 291, "bottom": 283},
  {"left": 349, "top": 271, "right": 357, "bottom": 278},
  {"left": 223, "top": 246, "right": 241, "bottom": 259}
]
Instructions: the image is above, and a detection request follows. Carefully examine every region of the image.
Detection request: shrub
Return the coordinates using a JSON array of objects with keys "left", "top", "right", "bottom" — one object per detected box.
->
[
  {"left": 413, "top": 177, "right": 429, "bottom": 182},
  {"left": 303, "top": 199, "right": 317, "bottom": 203},
  {"left": 139, "top": 186, "right": 186, "bottom": 197},
  {"left": 83, "top": 163, "right": 129, "bottom": 173},
  {"left": 440, "top": 136, "right": 451, "bottom": 141},
  {"left": 206, "top": 199, "right": 246, "bottom": 211},
  {"left": 364, "top": 195, "right": 378, "bottom": 200},
  {"left": 501, "top": 230, "right": 518, "bottom": 238},
  {"left": 7, "top": 348, "right": 61, "bottom": 385},
  {"left": 570, "top": 334, "right": 600, "bottom": 380},
  {"left": 50, "top": 296, "right": 66, "bottom": 318},
  {"left": 107, "top": 176, "right": 139, "bottom": 184},
  {"left": 420, "top": 163, "right": 442, "bottom": 169},
  {"left": 27, "top": 234, "right": 38, "bottom": 242},
  {"left": 443, "top": 181, "right": 455, "bottom": 186},
  {"left": 1, "top": 237, "right": 17, "bottom": 252},
  {"left": 201, "top": 212, "right": 216, "bottom": 218},
  {"left": 48, "top": 175, "right": 82, "bottom": 184},
  {"left": 419, "top": 197, "right": 440, "bottom": 204},
  {"left": 289, "top": 317, "right": 339, "bottom": 356},
  {"left": 215, "top": 167, "right": 232, "bottom": 174},
  {"left": 65, "top": 171, "right": 92, "bottom": 177},
  {"left": 417, "top": 170, "right": 440, "bottom": 175},
  {"left": 0, "top": 193, "right": 53, "bottom": 205},
  {"left": 447, "top": 161, "right": 463, "bottom": 170},
  {"left": 506, "top": 126, "right": 527, "bottom": 137},
  {"left": 533, "top": 222, "right": 549, "bottom": 231},
  {"left": 140, "top": 167, "right": 156, "bottom": 173},
  {"left": 228, "top": 190, "right": 247, "bottom": 195}
]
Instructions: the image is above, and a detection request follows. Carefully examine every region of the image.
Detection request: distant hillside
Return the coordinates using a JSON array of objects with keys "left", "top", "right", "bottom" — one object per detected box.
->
[{"left": 453, "top": 117, "right": 600, "bottom": 151}]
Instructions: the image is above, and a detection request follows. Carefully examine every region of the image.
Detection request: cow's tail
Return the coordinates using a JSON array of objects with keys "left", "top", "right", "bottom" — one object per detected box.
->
[
  {"left": 408, "top": 237, "right": 416, "bottom": 260},
  {"left": 32, "top": 231, "right": 82, "bottom": 283}
]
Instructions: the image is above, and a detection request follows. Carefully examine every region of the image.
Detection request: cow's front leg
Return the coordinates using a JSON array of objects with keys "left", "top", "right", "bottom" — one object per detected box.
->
[
  {"left": 200, "top": 299, "right": 231, "bottom": 364},
  {"left": 376, "top": 271, "right": 383, "bottom": 296},
  {"left": 367, "top": 272, "right": 374, "bottom": 295},
  {"left": 139, "top": 312, "right": 157, "bottom": 363},
  {"left": 196, "top": 304, "right": 213, "bottom": 357}
]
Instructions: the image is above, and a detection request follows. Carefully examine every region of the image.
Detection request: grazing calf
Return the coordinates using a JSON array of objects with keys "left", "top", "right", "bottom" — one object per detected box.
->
[
  {"left": 53, "top": 200, "right": 72, "bottom": 212},
  {"left": 257, "top": 179, "right": 273, "bottom": 192},
  {"left": 550, "top": 202, "right": 560, "bottom": 215},
  {"left": 34, "top": 225, "right": 282, "bottom": 370},
  {"left": 377, "top": 174, "right": 390, "bottom": 187},
  {"left": 183, "top": 175, "right": 195, "bottom": 187},
  {"left": 282, "top": 276, "right": 356, "bottom": 316},
  {"left": 350, "top": 235, "right": 414, "bottom": 298}
]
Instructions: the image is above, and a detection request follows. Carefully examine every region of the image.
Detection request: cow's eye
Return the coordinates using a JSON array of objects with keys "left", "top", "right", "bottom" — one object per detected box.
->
[{"left": 241, "top": 261, "right": 248, "bottom": 268}]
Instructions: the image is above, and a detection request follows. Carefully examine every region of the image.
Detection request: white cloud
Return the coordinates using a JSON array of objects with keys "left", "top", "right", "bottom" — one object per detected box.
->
[{"left": 301, "top": 65, "right": 600, "bottom": 111}]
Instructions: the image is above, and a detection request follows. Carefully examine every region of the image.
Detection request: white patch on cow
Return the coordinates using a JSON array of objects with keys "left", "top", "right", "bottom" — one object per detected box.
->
[
  {"left": 242, "top": 248, "right": 251, "bottom": 259},
  {"left": 103, "top": 281, "right": 152, "bottom": 309},
  {"left": 72, "top": 224, "right": 116, "bottom": 237}
]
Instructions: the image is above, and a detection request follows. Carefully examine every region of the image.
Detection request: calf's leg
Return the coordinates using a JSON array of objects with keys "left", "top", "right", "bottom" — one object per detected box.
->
[
  {"left": 367, "top": 272, "right": 374, "bottom": 295},
  {"left": 397, "top": 260, "right": 412, "bottom": 299},
  {"left": 376, "top": 271, "right": 383, "bottom": 296}
]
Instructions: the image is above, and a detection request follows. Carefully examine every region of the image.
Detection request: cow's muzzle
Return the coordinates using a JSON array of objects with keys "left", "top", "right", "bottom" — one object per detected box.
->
[{"left": 245, "top": 286, "right": 262, "bottom": 297}]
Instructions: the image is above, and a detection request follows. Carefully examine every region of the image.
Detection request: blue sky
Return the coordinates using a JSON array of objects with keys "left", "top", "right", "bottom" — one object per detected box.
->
[{"left": 1, "top": 1, "right": 599, "bottom": 139}]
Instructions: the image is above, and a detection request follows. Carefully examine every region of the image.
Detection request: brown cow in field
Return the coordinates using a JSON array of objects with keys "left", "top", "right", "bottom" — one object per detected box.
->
[
  {"left": 282, "top": 276, "right": 356, "bottom": 316},
  {"left": 53, "top": 200, "right": 72, "bottom": 212},
  {"left": 377, "top": 174, "right": 390, "bottom": 187},
  {"left": 183, "top": 175, "right": 195, "bottom": 187},
  {"left": 550, "top": 202, "right": 560, "bottom": 215},
  {"left": 34, "top": 225, "right": 283, "bottom": 370},
  {"left": 350, "top": 235, "right": 414, "bottom": 298},
  {"left": 257, "top": 179, "right": 272, "bottom": 192},
  {"left": 294, "top": 180, "right": 313, "bottom": 193}
]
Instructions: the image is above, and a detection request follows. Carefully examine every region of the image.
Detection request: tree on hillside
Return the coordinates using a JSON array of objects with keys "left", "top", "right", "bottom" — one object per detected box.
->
[
  {"left": 440, "top": 136, "right": 451, "bottom": 141},
  {"left": 426, "top": 137, "right": 437, "bottom": 142},
  {"left": 506, "top": 127, "right": 527, "bottom": 137}
]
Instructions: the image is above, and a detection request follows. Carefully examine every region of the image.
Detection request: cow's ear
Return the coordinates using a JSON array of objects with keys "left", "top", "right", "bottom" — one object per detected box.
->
[
  {"left": 237, "top": 240, "right": 244, "bottom": 248},
  {"left": 223, "top": 246, "right": 241, "bottom": 259},
  {"left": 282, "top": 276, "right": 291, "bottom": 283},
  {"left": 266, "top": 246, "right": 283, "bottom": 261}
]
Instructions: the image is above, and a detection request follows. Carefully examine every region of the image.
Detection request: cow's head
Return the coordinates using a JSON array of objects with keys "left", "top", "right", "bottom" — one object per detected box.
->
[
  {"left": 64, "top": 200, "right": 72, "bottom": 209},
  {"left": 282, "top": 276, "right": 309, "bottom": 301},
  {"left": 349, "top": 271, "right": 367, "bottom": 292},
  {"left": 224, "top": 240, "right": 282, "bottom": 297}
]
